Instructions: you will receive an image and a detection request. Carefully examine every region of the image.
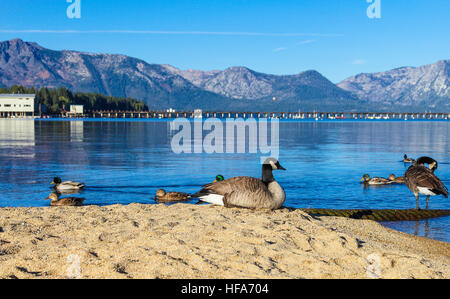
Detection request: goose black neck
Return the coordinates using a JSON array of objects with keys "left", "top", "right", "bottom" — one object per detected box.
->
[
  {"left": 262, "top": 164, "right": 275, "bottom": 184},
  {"left": 416, "top": 157, "right": 438, "bottom": 170}
]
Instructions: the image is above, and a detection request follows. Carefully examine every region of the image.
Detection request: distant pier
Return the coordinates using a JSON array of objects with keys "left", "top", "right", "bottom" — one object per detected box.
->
[
  {"left": 38, "top": 110, "right": 450, "bottom": 120},
  {"left": 1, "top": 110, "right": 449, "bottom": 120}
]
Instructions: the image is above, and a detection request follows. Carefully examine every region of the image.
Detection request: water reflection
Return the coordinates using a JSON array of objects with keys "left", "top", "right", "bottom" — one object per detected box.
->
[
  {"left": 70, "top": 121, "right": 84, "bottom": 142},
  {"left": 0, "top": 119, "right": 448, "bottom": 242},
  {"left": 382, "top": 219, "right": 439, "bottom": 240},
  {"left": 0, "top": 119, "right": 35, "bottom": 158}
]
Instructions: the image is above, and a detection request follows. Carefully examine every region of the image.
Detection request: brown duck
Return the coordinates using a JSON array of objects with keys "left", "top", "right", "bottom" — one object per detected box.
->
[
  {"left": 46, "top": 192, "right": 85, "bottom": 207},
  {"left": 388, "top": 174, "right": 406, "bottom": 184},
  {"left": 155, "top": 189, "right": 191, "bottom": 202},
  {"left": 360, "top": 174, "right": 393, "bottom": 185}
]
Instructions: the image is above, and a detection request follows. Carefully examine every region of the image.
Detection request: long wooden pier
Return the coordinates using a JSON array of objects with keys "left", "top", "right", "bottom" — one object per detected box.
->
[
  {"left": 48, "top": 110, "right": 450, "bottom": 120},
  {"left": 1, "top": 110, "right": 448, "bottom": 120}
]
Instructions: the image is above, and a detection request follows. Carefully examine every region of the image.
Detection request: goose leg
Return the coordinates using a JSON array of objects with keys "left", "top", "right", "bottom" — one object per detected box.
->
[
  {"left": 415, "top": 194, "right": 420, "bottom": 210},
  {"left": 426, "top": 196, "right": 430, "bottom": 210}
]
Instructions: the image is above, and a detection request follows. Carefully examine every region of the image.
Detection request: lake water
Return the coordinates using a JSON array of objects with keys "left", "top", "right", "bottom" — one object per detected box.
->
[{"left": 0, "top": 118, "right": 449, "bottom": 242}]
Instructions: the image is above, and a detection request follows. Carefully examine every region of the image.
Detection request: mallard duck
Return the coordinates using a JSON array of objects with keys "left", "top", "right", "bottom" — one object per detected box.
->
[
  {"left": 388, "top": 174, "right": 406, "bottom": 184},
  {"left": 360, "top": 174, "right": 393, "bottom": 185},
  {"left": 51, "top": 177, "right": 85, "bottom": 191},
  {"left": 46, "top": 192, "right": 85, "bottom": 207},
  {"left": 192, "top": 157, "right": 286, "bottom": 210},
  {"left": 403, "top": 154, "right": 416, "bottom": 164},
  {"left": 405, "top": 157, "right": 448, "bottom": 210},
  {"left": 214, "top": 175, "right": 225, "bottom": 183},
  {"left": 155, "top": 189, "right": 191, "bottom": 202}
]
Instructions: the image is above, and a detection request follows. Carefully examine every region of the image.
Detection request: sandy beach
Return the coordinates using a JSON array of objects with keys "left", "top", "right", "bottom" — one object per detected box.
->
[{"left": 0, "top": 203, "right": 448, "bottom": 279}]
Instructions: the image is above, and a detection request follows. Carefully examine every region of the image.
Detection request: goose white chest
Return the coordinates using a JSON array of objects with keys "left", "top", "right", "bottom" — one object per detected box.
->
[{"left": 267, "top": 181, "right": 286, "bottom": 209}]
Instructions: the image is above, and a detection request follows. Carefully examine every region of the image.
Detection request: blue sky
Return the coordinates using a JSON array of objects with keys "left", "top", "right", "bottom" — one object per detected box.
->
[{"left": 1, "top": 0, "right": 449, "bottom": 82}]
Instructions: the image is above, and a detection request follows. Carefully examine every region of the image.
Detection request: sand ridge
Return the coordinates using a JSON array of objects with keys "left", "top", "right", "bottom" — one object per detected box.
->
[{"left": 0, "top": 204, "right": 448, "bottom": 279}]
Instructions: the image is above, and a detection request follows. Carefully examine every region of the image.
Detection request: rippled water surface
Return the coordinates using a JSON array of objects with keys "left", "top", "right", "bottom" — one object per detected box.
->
[{"left": 0, "top": 119, "right": 448, "bottom": 242}]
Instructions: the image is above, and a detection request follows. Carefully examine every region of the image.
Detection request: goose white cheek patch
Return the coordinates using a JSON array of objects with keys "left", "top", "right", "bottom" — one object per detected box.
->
[{"left": 269, "top": 160, "right": 276, "bottom": 169}]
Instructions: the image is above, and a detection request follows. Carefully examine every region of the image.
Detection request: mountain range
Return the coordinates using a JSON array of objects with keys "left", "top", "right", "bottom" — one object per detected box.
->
[
  {"left": 0, "top": 39, "right": 448, "bottom": 112},
  {"left": 338, "top": 60, "right": 450, "bottom": 111}
]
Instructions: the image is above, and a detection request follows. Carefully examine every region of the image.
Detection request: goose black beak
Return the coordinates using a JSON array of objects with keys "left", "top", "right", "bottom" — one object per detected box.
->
[{"left": 279, "top": 165, "right": 286, "bottom": 171}]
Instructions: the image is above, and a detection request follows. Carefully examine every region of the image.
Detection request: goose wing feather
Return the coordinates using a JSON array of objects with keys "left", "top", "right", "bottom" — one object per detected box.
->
[
  {"left": 196, "top": 177, "right": 274, "bottom": 209},
  {"left": 405, "top": 166, "right": 448, "bottom": 197},
  {"left": 201, "top": 176, "right": 268, "bottom": 196}
]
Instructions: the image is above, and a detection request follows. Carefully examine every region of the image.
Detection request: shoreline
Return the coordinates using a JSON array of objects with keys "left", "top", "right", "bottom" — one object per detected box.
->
[{"left": 0, "top": 204, "right": 448, "bottom": 279}]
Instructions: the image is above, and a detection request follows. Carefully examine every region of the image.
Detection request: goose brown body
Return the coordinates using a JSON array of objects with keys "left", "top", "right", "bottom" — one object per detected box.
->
[
  {"left": 405, "top": 157, "right": 448, "bottom": 209},
  {"left": 193, "top": 158, "right": 286, "bottom": 210},
  {"left": 201, "top": 176, "right": 285, "bottom": 210}
]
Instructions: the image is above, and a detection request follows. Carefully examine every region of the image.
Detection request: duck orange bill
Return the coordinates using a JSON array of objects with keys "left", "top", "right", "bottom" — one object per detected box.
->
[
  {"left": 51, "top": 181, "right": 55, "bottom": 185},
  {"left": 360, "top": 178, "right": 365, "bottom": 182}
]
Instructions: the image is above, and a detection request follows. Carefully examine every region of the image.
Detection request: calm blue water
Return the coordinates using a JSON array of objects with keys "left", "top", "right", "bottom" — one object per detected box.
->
[{"left": 0, "top": 119, "right": 449, "bottom": 242}]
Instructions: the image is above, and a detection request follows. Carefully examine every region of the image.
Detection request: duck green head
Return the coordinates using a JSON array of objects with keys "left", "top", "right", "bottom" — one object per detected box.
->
[
  {"left": 214, "top": 175, "right": 225, "bottom": 183},
  {"left": 51, "top": 177, "right": 62, "bottom": 185},
  {"left": 361, "top": 174, "right": 370, "bottom": 182}
]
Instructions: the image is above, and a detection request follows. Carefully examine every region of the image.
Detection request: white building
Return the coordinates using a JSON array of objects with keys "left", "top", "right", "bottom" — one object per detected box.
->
[
  {"left": 69, "top": 105, "right": 84, "bottom": 115},
  {"left": 194, "top": 109, "right": 203, "bottom": 119},
  {"left": 0, "top": 94, "right": 35, "bottom": 117}
]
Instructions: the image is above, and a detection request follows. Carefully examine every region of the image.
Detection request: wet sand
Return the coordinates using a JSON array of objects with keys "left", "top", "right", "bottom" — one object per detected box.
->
[{"left": 0, "top": 204, "right": 448, "bottom": 279}]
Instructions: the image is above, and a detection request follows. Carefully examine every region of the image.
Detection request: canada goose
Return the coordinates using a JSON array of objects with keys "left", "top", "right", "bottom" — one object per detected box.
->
[
  {"left": 46, "top": 192, "right": 85, "bottom": 207},
  {"left": 360, "top": 174, "right": 393, "bottom": 185},
  {"left": 51, "top": 177, "right": 85, "bottom": 191},
  {"left": 403, "top": 155, "right": 416, "bottom": 164},
  {"left": 405, "top": 157, "right": 448, "bottom": 210},
  {"left": 388, "top": 174, "right": 406, "bottom": 184},
  {"left": 192, "top": 157, "right": 286, "bottom": 210},
  {"left": 155, "top": 189, "right": 190, "bottom": 202}
]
